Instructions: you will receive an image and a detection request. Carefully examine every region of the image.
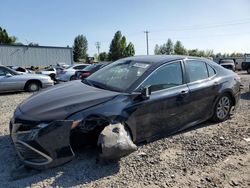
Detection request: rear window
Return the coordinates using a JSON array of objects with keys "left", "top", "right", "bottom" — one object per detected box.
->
[
  {"left": 207, "top": 64, "right": 216, "bottom": 77},
  {"left": 186, "top": 60, "right": 208, "bottom": 82}
]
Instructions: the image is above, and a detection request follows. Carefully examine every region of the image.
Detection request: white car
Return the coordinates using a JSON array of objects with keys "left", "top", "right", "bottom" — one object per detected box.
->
[
  {"left": 219, "top": 59, "right": 236, "bottom": 72},
  {"left": 37, "top": 67, "right": 57, "bottom": 80},
  {"left": 56, "top": 64, "right": 89, "bottom": 81}
]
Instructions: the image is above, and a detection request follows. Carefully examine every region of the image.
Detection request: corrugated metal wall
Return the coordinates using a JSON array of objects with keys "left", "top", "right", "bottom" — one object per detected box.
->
[{"left": 0, "top": 45, "right": 73, "bottom": 67}]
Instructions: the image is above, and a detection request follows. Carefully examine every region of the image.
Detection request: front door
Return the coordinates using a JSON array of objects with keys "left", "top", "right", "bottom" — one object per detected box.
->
[{"left": 126, "top": 61, "right": 192, "bottom": 142}]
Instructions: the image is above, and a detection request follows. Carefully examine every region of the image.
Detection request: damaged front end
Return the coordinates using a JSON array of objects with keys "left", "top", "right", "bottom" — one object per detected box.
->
[{"left": 10, "top": 119, "right": 75, "bottom": 170}]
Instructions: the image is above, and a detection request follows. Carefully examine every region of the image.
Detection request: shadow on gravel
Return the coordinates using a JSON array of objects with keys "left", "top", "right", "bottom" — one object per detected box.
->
[
  {"left": 0, "top": 134, "right": 120, "bottom": 187},
  {"left": 0, "top": 91, "right": 26, "bottom": 96},
  {"left": 241, "top": 92, "right": 250, "bottom": 100},
  {"left": 0, "top": 115, "right": 239, "bottom": 187}
]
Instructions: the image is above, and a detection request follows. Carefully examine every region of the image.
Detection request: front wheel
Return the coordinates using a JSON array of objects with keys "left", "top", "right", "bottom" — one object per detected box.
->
[
  {"left": 212, "top": 94, "right": 232, "bottom": 122},
  {"left": 27, "top": 81, "right": 40, "bottom": 92}
]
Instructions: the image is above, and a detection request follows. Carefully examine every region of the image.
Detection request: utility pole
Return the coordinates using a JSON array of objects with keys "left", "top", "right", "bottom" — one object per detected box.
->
[
  {"left": 95, "top": 42, "right": 101, "bottom": 56},
  {"left": 144, "top": 30, "right": 150, "bottom": 55}
]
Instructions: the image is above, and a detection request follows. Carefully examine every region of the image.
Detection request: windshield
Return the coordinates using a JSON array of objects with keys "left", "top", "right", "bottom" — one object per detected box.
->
[
  {"left": 6, "top": 67, "right": 20, "bottom": 75},
  {"left": 85, "top": 59, "right": 151, "bottom": 92}
]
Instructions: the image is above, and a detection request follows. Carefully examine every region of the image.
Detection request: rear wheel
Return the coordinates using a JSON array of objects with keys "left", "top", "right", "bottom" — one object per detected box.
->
[
  {"left": 27, "top": 81, "right": 40, "bottom": 92},
  {"left": 212, "top": 94, "right": 232, "bottom": 122}
]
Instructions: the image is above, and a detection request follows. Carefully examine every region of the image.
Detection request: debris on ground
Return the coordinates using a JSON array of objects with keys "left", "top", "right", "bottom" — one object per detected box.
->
[{"left": 97, "top": 123, "right": 137, "bottom": 160}]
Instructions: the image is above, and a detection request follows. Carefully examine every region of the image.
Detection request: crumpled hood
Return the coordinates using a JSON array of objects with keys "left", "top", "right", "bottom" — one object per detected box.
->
[{"left": 18, "top": 81, "right": 119, "bottom": 121}]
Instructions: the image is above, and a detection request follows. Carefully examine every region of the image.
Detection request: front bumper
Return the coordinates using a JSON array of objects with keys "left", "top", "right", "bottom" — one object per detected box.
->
[
  {"left": 10, "top": 119, "right": 75, "bottom": 170},
  {"left": 56, "top": 74, "right": 71, "bottom": 82},
  {"left": 42, "top": 81, "right": 54, "bottom": 89}
]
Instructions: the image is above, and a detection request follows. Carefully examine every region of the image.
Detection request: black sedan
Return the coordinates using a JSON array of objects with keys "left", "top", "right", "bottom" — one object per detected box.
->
[
  {"left": 74, "top": 62, "right": 110, "bottom": 80},
  {"left": 10, "top": 55, "right": 241, "bottom": 169}
]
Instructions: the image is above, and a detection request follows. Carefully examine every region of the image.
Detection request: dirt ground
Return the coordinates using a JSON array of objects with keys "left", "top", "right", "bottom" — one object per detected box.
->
[{"left": 0, "top": 72, "right": 249, "bottom": 188}]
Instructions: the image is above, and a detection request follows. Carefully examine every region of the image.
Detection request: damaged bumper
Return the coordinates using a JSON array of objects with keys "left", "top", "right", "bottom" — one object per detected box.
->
[{"left": 10, "top": 119, "right": 75, "bottom": 170}]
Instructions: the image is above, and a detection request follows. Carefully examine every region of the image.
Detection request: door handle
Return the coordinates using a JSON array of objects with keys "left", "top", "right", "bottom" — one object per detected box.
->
[
  {"left": 214, "top": 81, "right": 219, "bottom": 86},
  {"left": 180, "top": 90, "right": 189, "bottom": 97}
]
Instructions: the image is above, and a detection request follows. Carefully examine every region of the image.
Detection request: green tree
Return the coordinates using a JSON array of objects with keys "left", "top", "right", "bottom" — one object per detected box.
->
[
  {"left": 174, "top": 40, "right": 187, "bottom": 55},
  {"left": 121, "top": 36, "right": 127, "bottom": 56},
  {"left": 188, "top": 49, "right": 199, "bottom": 56},
  {"left": 109, "top": 31, "right": 123, "bottom": 61},
  {"left": 109, "top": 31, "right": 135, "bottom": 60},
  {"left": 154, "top": 39, "right": 173, "bottom": 55},
  {"left": 73, "top": 35, "right": 88, "bottom": 62},
  {"left": 124, "top": 42, "right": 135, "bottom": 57},
  {"left": 0, "top": 27, "right": 17, "bottom": 44},
  {"left": 154, "top": 44, "right": 161, "bottom": 55},
  {"left": 165, "top": 39, "right": 174, "bottom": 55},
  {"left": 99, "top": 52, "right": 108, "bottom": 61},
  {"left": 28, "top": 42, "right": 39, "bottom": 46},
  {"left": 204, "top": 50, "right": 214, "bottom": 57}
]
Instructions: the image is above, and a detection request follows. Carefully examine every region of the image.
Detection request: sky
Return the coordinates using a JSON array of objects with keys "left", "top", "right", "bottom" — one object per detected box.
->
[{"left": 1, "top": 0, "right": 250, "bottom": 56}]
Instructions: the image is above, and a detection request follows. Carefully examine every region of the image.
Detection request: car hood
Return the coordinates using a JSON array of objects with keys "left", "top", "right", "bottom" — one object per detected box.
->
[{"left": 17, "top": 81, "right": 119, "bottom": 121}]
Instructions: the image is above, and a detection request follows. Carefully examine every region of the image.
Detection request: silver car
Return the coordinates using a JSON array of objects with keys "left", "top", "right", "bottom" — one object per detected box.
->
[
  {"left": 56, "top": 64, "right": 89, "bottom": 81},
  {"left": 0, "top": 65, "right": 54, "bottom": 93}
]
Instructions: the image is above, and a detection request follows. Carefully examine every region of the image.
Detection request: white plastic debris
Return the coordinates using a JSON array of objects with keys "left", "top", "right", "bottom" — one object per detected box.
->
[
  {"left": 97, "top": 123, "right": 137, "bottom": 160},
  {"left": 243, "top": 137, "right": 250, "bottom": 142}
]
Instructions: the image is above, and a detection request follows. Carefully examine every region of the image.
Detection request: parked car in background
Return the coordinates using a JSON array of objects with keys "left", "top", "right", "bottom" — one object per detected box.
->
[
  {"left": 219, "top": 59, "right": 236, "bottom": 71},
  {"left": 10, "top": 55, "right": 241, "bottom": 169},
  {"left": 0, "top": 65, "right": 54, "bottom": 93},
  {"left": 74, "top": 62, "right": 110, "bottom": 80},
  {"left": 242, "top": 61, "right": 250, "bottom": 74},
  {"left": 7, "top": 66, "right": 33, "bottom": 74},
  {"left": 36, "top": 67, "right": 57, "bottom": 80},
  {"left": 56, "top": 64, "right": 89, "bottom": 81},
  {"left": 56, "top": 62, "right": 71, "bottom": 69}
]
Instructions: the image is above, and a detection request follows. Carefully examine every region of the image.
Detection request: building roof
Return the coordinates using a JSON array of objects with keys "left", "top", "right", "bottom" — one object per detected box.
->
[{"left": 0, "top": 44, "right": 72, "bottom": 50}]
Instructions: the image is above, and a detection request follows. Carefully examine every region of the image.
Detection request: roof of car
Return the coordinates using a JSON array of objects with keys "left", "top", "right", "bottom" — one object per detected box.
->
[{"left": 122, "top": 55, "right": 209, "bottom": 64}]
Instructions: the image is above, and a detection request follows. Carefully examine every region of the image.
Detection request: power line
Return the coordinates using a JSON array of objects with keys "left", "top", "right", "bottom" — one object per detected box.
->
[
  {"left": 144, "top": 30, "right": 150, "bottom": 55},
  {"left": 150, "top": 31, "right": 250, "bottom": 41},
  {"left": 152, "top": 19, "right": 250, "bottom": 33}
]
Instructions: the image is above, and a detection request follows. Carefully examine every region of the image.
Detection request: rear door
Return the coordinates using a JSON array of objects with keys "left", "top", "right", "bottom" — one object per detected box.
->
[{"left": 184, "top": 59, "right": 219, "bottom": 124}]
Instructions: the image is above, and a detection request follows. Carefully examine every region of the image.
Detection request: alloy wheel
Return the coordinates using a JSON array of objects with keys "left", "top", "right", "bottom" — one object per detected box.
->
[{"left": 216, "top": 96, "right": 230, "bottom": 120}]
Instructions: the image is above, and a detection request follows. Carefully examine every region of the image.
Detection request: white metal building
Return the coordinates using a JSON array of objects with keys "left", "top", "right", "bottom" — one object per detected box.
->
[{"left": 0, "top": 44, "right": 73, "bottom": 67}]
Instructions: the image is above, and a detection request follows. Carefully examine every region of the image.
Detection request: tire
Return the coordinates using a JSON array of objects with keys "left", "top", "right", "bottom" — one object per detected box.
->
[
  {"left": 70, "top": 75, "right": 75, "bottom": 81},
  {"left": 212, "top": 94, "right": 232, "bottom": 122},
  {"left": 27, "top": 81, "right": 40, "bottom": 92},
  {"left": 247, "top": 68, "right": 250, "bottom": 74}
]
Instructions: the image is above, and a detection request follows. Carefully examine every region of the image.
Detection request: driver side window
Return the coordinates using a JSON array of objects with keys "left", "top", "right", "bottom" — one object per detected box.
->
[{"left": 141, "top": 61, "right": 183, "bottom": 92}]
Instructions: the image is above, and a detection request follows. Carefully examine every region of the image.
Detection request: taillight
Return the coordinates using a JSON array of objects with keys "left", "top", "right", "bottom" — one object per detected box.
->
[{"left": 81, "top": 72, "right": 91, "bottom": 77}]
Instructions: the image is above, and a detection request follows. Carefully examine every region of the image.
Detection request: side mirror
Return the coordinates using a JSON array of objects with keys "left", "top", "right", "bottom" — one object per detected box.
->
[
  {"left": 141, "top": 85, "right": 152, "bottom": 99},
  {"left": 5, "top": 73, "right": 12, "bottom": 77}
]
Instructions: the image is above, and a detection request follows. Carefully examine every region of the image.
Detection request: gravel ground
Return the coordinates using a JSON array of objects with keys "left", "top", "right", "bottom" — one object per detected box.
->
[{"left": 0, "top": 72, "right": 249, "bottom": 188}]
